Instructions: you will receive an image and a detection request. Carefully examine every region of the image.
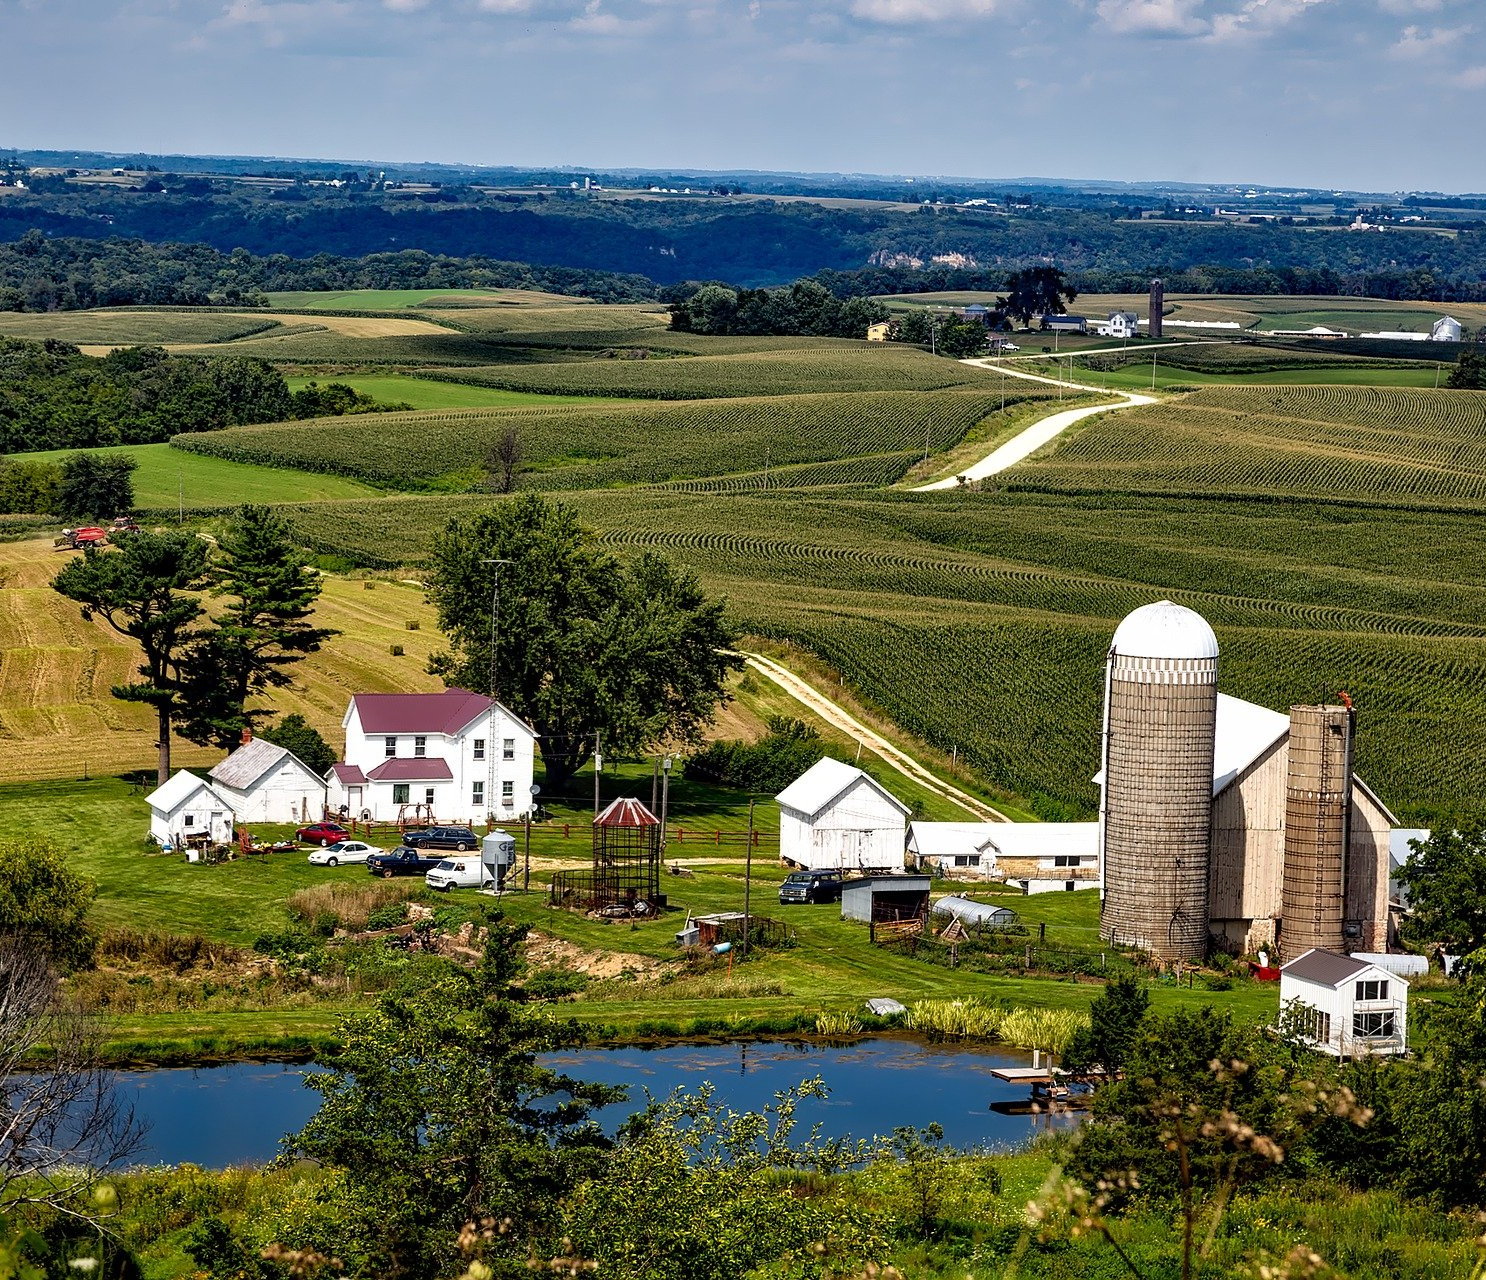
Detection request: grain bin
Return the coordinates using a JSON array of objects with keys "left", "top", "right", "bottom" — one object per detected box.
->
[
  {"left": 1280, "top": 704, "right": 1353, "bottom": 957},
  {"left": 1099, "top": 601, "right": 1219, "bottom": 962}
]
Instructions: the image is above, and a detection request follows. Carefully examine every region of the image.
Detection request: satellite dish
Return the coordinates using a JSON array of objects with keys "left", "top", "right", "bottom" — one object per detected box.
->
[{"left": 529, "top": 784, "right": 541, "bottom": 795}]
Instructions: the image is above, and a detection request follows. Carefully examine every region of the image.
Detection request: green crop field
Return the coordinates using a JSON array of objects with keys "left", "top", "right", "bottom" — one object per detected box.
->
[
  {"left": 173, "top": 387, "right": 1043, "bottom": 490},
  {"left": 267, "top": 287, "right": 586, "bottom": 311},
  {"left": 12, "top": 442, "right": 380, "bottom": 509},
  {"left": 0, "top": 309, "right": 283, "bottom": 346},
  {"left": 1010, "top": 385, "right": 1486, "bottom": 507},
  {"left": 282, "top": 374, "right": 613, "bottom": 411}
]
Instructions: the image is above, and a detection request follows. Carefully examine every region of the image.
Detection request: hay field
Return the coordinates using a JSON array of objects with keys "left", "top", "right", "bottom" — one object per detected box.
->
[
  {"left": 0, "top": 311, "right": 282, "bottom": 346},
  {"left": 266, "top": 287, "right": 586, "bottom": 311},
  {"left": 0, "top": 537, "right": 442, "bottom": 784}
]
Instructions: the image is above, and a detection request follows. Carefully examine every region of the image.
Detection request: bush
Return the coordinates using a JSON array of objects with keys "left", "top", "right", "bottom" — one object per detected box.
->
[
  {"left": 0, "top": 839, "right": 98, "bottom": 971},
  {"left": 285, "top": 880, "right": 421, "bottom": 932},
  {"left": 685, "top": 716, "right": 824, "bottom": 792}
]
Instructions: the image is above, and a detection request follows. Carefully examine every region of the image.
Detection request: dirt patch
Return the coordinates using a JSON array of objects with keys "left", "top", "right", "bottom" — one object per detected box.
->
[{"left": 524, "top": 930, "right": 665, "bottom": 980}]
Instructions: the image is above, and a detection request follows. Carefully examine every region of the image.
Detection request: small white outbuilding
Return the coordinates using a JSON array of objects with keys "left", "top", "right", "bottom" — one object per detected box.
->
[
  {"left": 775, "top": 757, "right": 909, "bottom": 872},
  {"left": 146, "top": 771, "right": 234, "bottom": 848},
  {"left": 1431, "top": 316, "right": 1463, "bottom": 343},
  {"left": 1279, "top": 947, "right": 1408, "bottom": 1058},
  {"left": 209, "top": 737, "right": 327, "bottom": 825}
]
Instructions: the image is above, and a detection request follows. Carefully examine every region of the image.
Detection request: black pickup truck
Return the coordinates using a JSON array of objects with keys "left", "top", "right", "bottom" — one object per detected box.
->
[{"left": 366, "top": 845, "right": 445, "bottom": 878}]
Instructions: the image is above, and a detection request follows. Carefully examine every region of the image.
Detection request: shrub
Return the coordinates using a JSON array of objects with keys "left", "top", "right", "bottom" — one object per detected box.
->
[{"left": 685, "top": 716, "right": 824, "bottom": 792}]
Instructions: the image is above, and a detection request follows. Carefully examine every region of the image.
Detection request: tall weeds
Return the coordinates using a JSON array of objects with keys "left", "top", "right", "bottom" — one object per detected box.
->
[
  {"left": 286, "top": 880, "right": 422, "bottom": 931},
  {"left": 905, "top": 998, "right": 1088, "bottom": 1051}
]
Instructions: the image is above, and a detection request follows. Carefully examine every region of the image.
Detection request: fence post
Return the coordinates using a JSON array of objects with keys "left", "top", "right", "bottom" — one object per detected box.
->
[
  {"left": 715, "top": 830, "right": 720, "bottom": 845},
  {"left": 563, "top": 823, "right": 569, "bottom": 839}
]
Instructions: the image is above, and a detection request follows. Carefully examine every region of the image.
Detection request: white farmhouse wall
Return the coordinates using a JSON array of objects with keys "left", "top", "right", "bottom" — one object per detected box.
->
[{"left": 150, "top": 788, "right": 233, "bottom": 847}]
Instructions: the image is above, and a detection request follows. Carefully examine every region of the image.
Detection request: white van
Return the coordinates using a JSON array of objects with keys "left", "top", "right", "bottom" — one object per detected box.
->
[{"left": 425, "top": 857, "right": 490, "bottom": 892}]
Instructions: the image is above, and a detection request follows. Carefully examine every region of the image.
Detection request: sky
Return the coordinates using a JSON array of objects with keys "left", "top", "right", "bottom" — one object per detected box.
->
[{"left": 1, "top": 0, "right": 1481, "bottom": 193}]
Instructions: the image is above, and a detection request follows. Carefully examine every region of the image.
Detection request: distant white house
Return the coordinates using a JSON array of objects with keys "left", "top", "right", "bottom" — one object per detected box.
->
[
  {"left": 909, "top": 821, "right": 1098, "bottom": 891},
  {"left": 1098, "top": 311, "right": 1141, "bottom": 340},
  {"left": 326, "top": 688, "right": 537, "bottom": 824},
  {"left": 1431, "top": 316, "right": 1464, "bottom": 343},
  {"left": 775, "top": 758, "right": 909, "bottom": 872},
  {"left": 146, "top": 771, "right": 234, "bottom": 848},
  {"left": 1279, "top": 947, "right": 1408, "bottom": 1058},
  {"left": 209, "top": 736, "right": 327, "bottom": 825}
]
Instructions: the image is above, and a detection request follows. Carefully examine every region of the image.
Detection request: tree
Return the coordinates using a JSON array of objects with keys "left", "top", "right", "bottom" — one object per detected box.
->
[
  {"left": 176, "top": 506, "right": 335, "bottom": 752},
  {"left": 1061, "top": 973, "right": 1149, "bottom": 1081},
  {"left": 1397, "top": 826, "right": 1486, "bottom": 958},
  {"left": 1446, "top": 347, "right": 1485, "bottom": 389},
  {"left": 998, "top": 266, "right": 1077, "bottom": 326},
  {"left": 259, "top": 713, "right": 336, "bottom": 776},
  {"left": 52, "top": 530, "right": 209, "bottom": 785},
  {"left": 425, "top": 494, "right": 740, "bottom": 789},
  {"left": 282, "top": 916, "right": 620, "bottom": 1278},
  {"left": 56, "top": 453, "right": 135, "bottom": 522},
  {"left": 487, "top": 425, "right": 522, "bottom": 493},
  {"left": 0, "top": 842, "right": 97, "bottom": 974}
]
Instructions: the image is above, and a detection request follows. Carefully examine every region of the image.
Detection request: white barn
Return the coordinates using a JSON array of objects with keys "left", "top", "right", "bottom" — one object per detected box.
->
[
  {"left": 326, "top": 688, "right": 537, "bottom": 824},
  {"left": 776, "top": 758, "right": 909, "bottom": 872},
  {"left": 1431, "top": 316, "right": 1463, "bottom": 343},
  {"left": 1280, "top": 947, "right": 1408, "bottom": 1058},
  {"left": 209, "top": 736, "right": 327, "bottom": 825},
  {"left": 146, "top": 771, "right": 234, "bottom": 848},
  {"left": 909, "top": 820, "right": 1099, "bottom": 891}
]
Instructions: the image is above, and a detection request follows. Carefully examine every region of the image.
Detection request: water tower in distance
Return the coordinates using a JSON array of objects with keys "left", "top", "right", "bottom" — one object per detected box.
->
[
  {"left": 1148, "top": 278, "right": 1164, "bottom": 339},
  {"left": 1099, "top": 600, "right": 1218, "bottom": 962}
]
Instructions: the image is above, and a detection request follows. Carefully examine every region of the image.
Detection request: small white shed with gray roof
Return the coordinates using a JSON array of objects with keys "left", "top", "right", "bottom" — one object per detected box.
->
[
  {"left": 1280, "top": 946, "right": 1408, "bottom": 1058},
  {"left": 146, "top": 771, "right": 234, "bottom": 848},
  {"left": 776, "top": 757, "right": 910, "bottom": 872},
  {"left": 209, "top": 736, "right": 326, "bottom": 825}
]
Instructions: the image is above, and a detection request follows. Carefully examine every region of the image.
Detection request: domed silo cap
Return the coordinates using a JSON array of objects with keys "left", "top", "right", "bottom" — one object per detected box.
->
[{"left": 1110, "top": 600, "right": 1218, "bottom": 660}]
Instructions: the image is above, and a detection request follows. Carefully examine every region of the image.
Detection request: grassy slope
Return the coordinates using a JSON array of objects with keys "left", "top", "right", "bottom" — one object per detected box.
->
[
  {"left": 282, "top": 374, "right": 613, "bottom": 410},
  {"left": 267, "top": 287, "right": 586, "bottom": 310}
]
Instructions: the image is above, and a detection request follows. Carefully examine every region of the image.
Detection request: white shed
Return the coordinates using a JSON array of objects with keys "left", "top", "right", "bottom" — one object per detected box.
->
[
  {"left": 775, "top": 758, "right": 909, "bottom": 872},
  {"left": 1431, "top": 316, "right": 1463, "bottom": 343},
  {"left": 1279, "top": 947, "right": 1408, "bottom": 1058},
  {"left": 209, "top": 737, "right": 327, "bottom": 825},
  {"left": 146, "top": 771, "right": 234, "bottom": 848}
]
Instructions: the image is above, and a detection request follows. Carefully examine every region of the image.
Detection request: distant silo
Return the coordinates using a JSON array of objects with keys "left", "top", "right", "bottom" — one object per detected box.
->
[
  {"left": 1099, "top": 600, "right": 1218, "bottom": 962},
  {"left": 1148, "top": 278, "right": 1164, "bottom": 339},
  {"left": 1280, "top": 704, "right": 1354, "bottom": 957}
]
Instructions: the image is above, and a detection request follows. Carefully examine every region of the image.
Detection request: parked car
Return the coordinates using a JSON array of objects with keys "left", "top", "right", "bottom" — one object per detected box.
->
[
  {"left": 367, "top": 845, "right": 444, "bottom": 878},
  {"left": 778, "top": 869, "right": 846, "bottom": 905},
  {"left": 425, "top": 857, "right": 490, "bottom": 892},
  {"left": 296, "top": 821, "right": 349, "bottom": 846},
  {"left": 402, "top": 826, "right": 478, "bottom": 852},
  {"left": 307, "top": 839, "right": 381, "bottom": 867}
]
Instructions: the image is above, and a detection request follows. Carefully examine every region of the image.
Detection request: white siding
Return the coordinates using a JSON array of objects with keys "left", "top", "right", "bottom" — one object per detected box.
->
[
  {"left": 216, "top": 757, "right": 326, "bottom": 824},
  {"left": 150, "top": 787, "right": 233, "bottom": 846},
  {"left": 779, "top": 776, "right": 905, "bottom": 871}
]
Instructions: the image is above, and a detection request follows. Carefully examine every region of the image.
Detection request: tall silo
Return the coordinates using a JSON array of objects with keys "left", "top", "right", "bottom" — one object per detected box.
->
[
  {"left": 1280, "top": 704, "right": 1353, "bottom": 957},
  {"left": 1099, "top": 600, "right": 1219, "bottom": 962},
  {"left": 1148, "top": 278, "right": 1165, "bottom": 340}
]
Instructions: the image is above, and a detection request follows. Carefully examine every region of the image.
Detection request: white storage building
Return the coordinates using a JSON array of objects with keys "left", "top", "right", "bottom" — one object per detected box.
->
[
  {"left": 1431, "top": 316, "right": 1463, "bottom": 342},
  {"left": 209, "top": 736, "right": 327, "bottom": 825},
  {"left": 909, "top": 820, "right": 1098, "bottom": 891},
  {"left": 1279, "top": 947, "right": 1408, "bottom": 1058},
  {"left": 775, "top": 758, "right": 909, "bottom": 872},
  {"left": 146, "top": 771, "right": 234, "bottom": 848}
]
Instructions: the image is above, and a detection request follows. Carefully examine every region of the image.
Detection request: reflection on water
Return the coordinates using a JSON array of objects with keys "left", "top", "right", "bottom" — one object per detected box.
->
[{"left": 111, "top": 1038, "right": 1074, "bottom": 1168}]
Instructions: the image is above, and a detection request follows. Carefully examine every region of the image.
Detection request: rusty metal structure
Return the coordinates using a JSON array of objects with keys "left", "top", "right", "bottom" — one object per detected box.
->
[
  {"left": 582, "top": 796, "right": 662, "bottom": 910},
  {"left": 1280, "top": 704, "right": 1354, "bottom": 957},
  {"left": 1148, "top": 278, "right": 1164, "bottom": 339},
  {"left": 1099, "top": 601, "right": 1219, "bottom": 962}
]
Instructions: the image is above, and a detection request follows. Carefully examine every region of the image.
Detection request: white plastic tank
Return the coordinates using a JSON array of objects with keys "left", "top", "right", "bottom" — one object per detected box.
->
[{"left": 481, "top": 831, "right": 517, "bottom": 889}]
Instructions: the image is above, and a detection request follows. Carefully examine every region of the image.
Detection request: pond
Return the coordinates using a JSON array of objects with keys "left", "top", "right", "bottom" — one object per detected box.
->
[{"left": 113, "top": 1038, "right": 1075, "bottom": 1168}]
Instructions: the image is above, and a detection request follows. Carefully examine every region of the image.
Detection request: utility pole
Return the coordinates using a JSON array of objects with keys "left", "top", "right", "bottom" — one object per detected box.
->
[
  {"left": 742, "top": 796, "right": 755, "bottom": 959},
  {"left": 651, "top": 757, "right": 659, "bottom": 813},
  {"left": 660, "top": 754, "right": 673, "bottom": 849},
  {"left": 523, "top": 803, "right": 531, "bottom": 893},
  {"left": 593, "top": 731, "right": 602, "bottom": 821},
  {"left": 479, "top": 558, "right": 512, "bottom": 830},
  {"left": 1151, "top": 350, "right": 1158, "bottom": 391}
]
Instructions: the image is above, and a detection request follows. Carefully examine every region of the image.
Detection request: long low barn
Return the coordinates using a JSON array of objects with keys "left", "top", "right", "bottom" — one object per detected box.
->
[{"left": 909, "top": 821, "right": 1098, "bottom": 892}]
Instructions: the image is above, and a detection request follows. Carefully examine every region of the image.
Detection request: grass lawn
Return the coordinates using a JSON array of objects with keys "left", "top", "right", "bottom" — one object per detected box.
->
[
  {"left": 283, "top": 374, "right": 614, "bottom": 411},
  {"left": 12, "top": 442, "right": 381, "bottom": 509}
]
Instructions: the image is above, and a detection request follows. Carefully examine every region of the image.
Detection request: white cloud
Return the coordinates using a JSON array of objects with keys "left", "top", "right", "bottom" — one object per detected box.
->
[
  {"left": 1205, "top": 0, "right": 1333, "bottom": 43},
  {"left": 1455, "top": 63, "right": 1486, "bottom": 87},
  {"left": 849, "top": 0, "right": 1004, "bottom": 25},
  {"left": 1390, "top": 22, "right": 1469, "bottom": 56},
  {"left": 476, "top": 0, "right": 534, "bottom": 11},
  {"left": 1378, "top": 0, "right": 1443, "bottom": 12},
  {"left": 383, "top": 0, "right": 429, "bottom": 10},
  {"left": 1095, "top": 0, "right": 1208, "bottom": 36}
]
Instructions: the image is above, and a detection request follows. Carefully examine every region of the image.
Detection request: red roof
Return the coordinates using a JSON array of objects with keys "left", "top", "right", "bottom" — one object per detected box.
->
[
  {"left": 367, "top": 758, "right": 454, "bottom": 782},
  {"left": 353, "top": 689, "right": 493, "bottom": 736},
  {"left": 331, "top": 763, "right": 367, "bottom": 784},
  {"left": 594, "top": 797, "right": 660, "bottom": 828}
]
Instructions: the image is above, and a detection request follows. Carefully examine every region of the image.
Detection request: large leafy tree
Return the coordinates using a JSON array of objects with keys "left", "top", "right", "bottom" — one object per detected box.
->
[
  {"left": 0, "top": 841, "right": 96, "bottom": 973},
  {"left": 52, "top": 529, "right": 209, "bottom": 785},
  {"left": 999, "top": 266, "right": 1077, "bottom": 326},
  {"left": 283, "top": 917, "right": 619, "bottom": 1278},
  {"left": 176, "top": 505, "right": 336, "bottom": 752},
  {"left": 1397, "top": 826, "right": 1486, "bottom": 958},
  {"left": 1061, "top": 973, "right": 1149, "bottom": 1081},
  {"left": 56, "top": 453, "right": 135, "bottom": 522},
  {"left": 425, "top": 494, "right": 741, "bottom": 789},
  {"left": 259, "top": 712, "right": 336, "bottom": 776}
]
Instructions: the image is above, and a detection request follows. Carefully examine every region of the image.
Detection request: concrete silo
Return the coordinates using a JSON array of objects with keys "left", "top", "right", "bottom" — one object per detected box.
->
[
  {"left": 1099, "top": 600, "right": 1219, "bottom": 962},
  {"left": 1280, "top": 704, "right": 1354, "bottom": 957}
]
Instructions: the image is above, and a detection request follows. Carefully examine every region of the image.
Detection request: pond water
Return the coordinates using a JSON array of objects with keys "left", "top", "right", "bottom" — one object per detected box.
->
[{"left": 113, "top": 1038, "right": 1073, "bottom": 1168}]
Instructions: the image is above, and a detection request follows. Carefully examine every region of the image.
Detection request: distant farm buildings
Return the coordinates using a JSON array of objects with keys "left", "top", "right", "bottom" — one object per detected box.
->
[
  {"left": 866, "top": 321, "right": 897, "bottom": 342},
  {"left": 1431, "top": 315, "right": 1464, "bottom": 342},
  {"left": 1042, "top": 314, "right": 1088, "bottom": 334},
  {"left": 909, "top": 821, "right": 1098, "bottom": 892},
  {"left": 1097, "top": 311, "right": 1141, "bottom": 339}
]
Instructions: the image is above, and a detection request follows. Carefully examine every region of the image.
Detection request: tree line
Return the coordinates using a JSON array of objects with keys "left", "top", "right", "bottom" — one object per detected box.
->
[{"left": 666, "top": 279, "right": 887, "bottom": 336}]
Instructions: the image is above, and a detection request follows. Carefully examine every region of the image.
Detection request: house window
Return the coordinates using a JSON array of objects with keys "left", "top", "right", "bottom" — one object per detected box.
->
[
  {"left": 1303, "top": 1006, "right": 1332, "bottom": 1044},
  {"left": 1355, "top": 979, "right": 1389, "bottom": 1002},
  {"left": 472, "top": 780, "right": 485, "bottom": 807},
  {"left": 952, "top": 854, "right": 980, "bottom": 867},
  {"left": 1353, "top": 1011, "right": 1396, "bottom": 1039},
  {"left": 414, "top": 736, "right": 427, "bottom": 758},
  {"left": 393, "top": 783, "right": 410, "bottom": 805},
  {"left": 502, "top": 737, "right": 515, "bottom": 760},
  {"left": 184, "top": 814, "right": 194, "bottom": 828},
  {"left": 425, "top": 788, "right": 436, "bottom": 807},
  {"left": 501, "top": 780, "right": 514, "bottom": 805},
  {"left": 384, "top": 736, "right": 397, "bottom": 758},
  {"left": 1053, "top": 855, "right": 1081, "bottom": 868},
  {"left": 473, "top": 738, "right": 485, "bottom": 761}
]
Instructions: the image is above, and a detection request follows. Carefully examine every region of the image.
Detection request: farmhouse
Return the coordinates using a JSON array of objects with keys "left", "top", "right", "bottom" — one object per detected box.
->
[
  {"left": 208, "top": 734, "right": 326, "bottom": 824},
  {"left": 865, "top": 320, "right": 897, "bottom": 342},
  {"left": 146, "top": 771, "right": 234, "bottom": 848},
  {"left": 775, "top": 757, "right": 909, "bottom": 872},
  {"left": 1098, "top": 311, "right": 1141, "bottom": 339},
  {"left": 1279, "top": 947, "right": 1408, "bottom": 1057},
  {"left": 326, "top": 688, "right": 537, "bottom": 823}
]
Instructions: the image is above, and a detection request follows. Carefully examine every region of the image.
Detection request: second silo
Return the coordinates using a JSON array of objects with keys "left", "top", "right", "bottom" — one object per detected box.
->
[
  {"left": 1280, "top": 704, "right": 1353, "bottom": 957},
  {"left": 1099, "top": 601, "right": 1219, "bottom": 962}
]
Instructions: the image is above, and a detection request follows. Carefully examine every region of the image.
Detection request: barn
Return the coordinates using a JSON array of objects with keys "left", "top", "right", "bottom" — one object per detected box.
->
[
  {"left": 209, "top": 736, "right": 327, "bottom": 825},
  {"left": 775, "top": 758, "right": 910, "bottom": 872},
  {"left": 146, "top": 771, "right": 234, "bottom": 848}
]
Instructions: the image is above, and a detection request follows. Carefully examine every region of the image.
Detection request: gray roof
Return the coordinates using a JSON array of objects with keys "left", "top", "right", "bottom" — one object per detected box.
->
[
  {"left": 209, "top": 738, "right": 311, "bottom": 791},
  {"left": 1281, "top": 947, "right": 1370, "bottom": 987}
]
